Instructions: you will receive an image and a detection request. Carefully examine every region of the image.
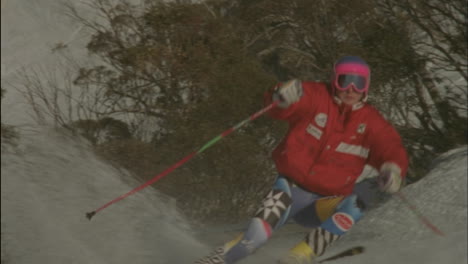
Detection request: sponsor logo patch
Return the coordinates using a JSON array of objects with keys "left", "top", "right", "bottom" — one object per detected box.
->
[
  {"left": 315, "top": 113, "right": 328, "bottom": 127},
  {"left": 332, "top": 212, "right": 354, "bottom": 232},
  {"left": 306, "top": 124, "right": 322, "bottom": 139}
]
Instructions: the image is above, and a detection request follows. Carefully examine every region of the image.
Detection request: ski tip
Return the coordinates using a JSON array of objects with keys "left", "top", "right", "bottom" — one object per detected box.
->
[
  {"left": 318, "top": 246, "right": 365, "bottom": 263},
  {"left": 86, "top": 211, "right": 96, "bottom": 221},
  {"left": 353, "top": 246, "right": 365, "bottom": 253}
]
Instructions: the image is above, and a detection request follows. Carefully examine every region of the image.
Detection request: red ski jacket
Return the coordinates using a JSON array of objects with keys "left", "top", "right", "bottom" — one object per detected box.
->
[{"left": 265, "top": 81, "right": 408, "bottom": 196}]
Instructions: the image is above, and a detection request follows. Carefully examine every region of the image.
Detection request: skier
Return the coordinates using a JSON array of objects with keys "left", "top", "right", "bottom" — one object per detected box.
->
[{"left": 195, "top": 56, "right": 409, "bottom": 264}]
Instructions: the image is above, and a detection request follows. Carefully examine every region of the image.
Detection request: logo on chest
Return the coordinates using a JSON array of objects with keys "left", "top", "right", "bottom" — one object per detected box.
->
[{"left": 315, "top": 113, "right": 328, "bottom": 127}]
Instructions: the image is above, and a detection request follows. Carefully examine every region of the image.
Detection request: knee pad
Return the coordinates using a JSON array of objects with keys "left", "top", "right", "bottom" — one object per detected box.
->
[
  {"left": 273, "top": 176, "right": 291, "bottom": 192},
  {"left": 320, "top": 194, "right": 364, "bottom": 235}
]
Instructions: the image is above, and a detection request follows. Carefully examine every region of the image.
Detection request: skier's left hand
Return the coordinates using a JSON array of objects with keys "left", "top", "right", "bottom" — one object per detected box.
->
[{"left": 377, "top": 163, "right": 402, "bottom": 194}]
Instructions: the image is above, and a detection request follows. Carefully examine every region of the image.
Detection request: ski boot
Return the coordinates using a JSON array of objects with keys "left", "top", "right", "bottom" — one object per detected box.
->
[
  {"left": 194, "top": 234, "right": 244, "bottom": 264},
  {"left": 277, "top": 241, "right": 316, "bottom": 264}
]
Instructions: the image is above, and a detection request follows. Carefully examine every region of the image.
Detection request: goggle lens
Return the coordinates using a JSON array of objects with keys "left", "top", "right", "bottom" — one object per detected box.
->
[{"left": 336, "top": 74, "right": 367, "bottom": 92}]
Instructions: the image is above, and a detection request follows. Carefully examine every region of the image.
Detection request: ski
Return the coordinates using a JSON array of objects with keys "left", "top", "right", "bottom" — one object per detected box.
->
[{"left": 317, "top": 246, "right": 365, "bottom": 263}]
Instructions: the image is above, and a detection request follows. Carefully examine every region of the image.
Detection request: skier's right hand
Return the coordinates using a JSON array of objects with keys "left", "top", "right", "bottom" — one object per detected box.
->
[{"left": 273, "top": 79, "right": 303, "bottom": 108}]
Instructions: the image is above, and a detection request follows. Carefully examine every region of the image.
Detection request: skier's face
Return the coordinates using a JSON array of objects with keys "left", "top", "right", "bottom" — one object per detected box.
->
[{"left": 336, "top": 87, "right": 365, "bottom": 105}]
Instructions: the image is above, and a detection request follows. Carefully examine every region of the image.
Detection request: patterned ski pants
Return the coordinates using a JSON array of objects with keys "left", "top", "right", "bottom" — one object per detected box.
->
[{"left": 196, "top": 175, "right": 372, "bottom": 264}]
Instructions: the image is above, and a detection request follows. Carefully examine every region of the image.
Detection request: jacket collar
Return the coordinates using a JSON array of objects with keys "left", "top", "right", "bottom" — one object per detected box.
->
[{"left": 333, "top": 96, "right": 365, "bottom": 111}]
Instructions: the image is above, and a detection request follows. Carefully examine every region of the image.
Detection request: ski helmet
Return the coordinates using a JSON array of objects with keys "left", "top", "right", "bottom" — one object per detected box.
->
[{"left": 332, "top": 56, "right": 370, "bottom": 94}]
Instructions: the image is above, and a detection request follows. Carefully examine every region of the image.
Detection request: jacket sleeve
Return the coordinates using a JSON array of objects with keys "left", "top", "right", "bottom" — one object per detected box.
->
[{"left": 367, "top": 111, "right": 409, "bottom": 179}]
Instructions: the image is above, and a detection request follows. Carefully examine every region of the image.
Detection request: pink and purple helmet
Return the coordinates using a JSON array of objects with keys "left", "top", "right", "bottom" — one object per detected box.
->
[{"left": 332, "top": 56, "right": 371, "bottom": 94}]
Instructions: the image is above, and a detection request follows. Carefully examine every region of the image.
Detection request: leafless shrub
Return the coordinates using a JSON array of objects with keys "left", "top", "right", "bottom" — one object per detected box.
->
[{"left": 1, "top": 88, "right": 18, "bottom": 145}]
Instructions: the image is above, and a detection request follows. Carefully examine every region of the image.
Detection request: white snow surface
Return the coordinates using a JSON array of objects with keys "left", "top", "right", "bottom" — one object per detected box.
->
[
  {"left": 1, "top": 128, "right": 208, "bottom": 264},
  {"left": 1, "top": 1, "right": 467, "bottom": 264}
]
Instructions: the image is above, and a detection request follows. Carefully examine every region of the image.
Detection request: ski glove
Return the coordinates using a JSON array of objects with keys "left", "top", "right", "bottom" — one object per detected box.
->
[
  {"left": 377, "top": 162, "right": 403, "bottom": 194},
  {"left": 273, "top": 79, "right": 303, "bottom": 108}
]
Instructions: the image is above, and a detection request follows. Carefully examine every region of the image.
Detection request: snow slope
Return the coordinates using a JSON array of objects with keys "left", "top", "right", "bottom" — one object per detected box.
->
[{"left": 1, "top": 128, "right": 208, "bottom": 264}]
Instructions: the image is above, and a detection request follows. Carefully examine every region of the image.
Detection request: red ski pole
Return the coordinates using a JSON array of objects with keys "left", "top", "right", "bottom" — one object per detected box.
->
[
  {"left": 395, "top": 191, "right": 445, "bottom": 236},
  {"left": 86, "top": 101, "right": 279, "bottom": 220}
]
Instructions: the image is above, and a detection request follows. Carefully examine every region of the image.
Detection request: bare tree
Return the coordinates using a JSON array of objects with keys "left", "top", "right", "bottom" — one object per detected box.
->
[
  {"left": 12, "top": 62, "right": 87, "bottom": 127},
  {"left": 64, "top": 0, "right": 208, "bottom": 133}
]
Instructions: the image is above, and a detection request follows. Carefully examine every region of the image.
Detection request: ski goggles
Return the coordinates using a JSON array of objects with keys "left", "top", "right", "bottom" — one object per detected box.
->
[{"left": 334, "top": 74, "right": 369, "bottom": 93}]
